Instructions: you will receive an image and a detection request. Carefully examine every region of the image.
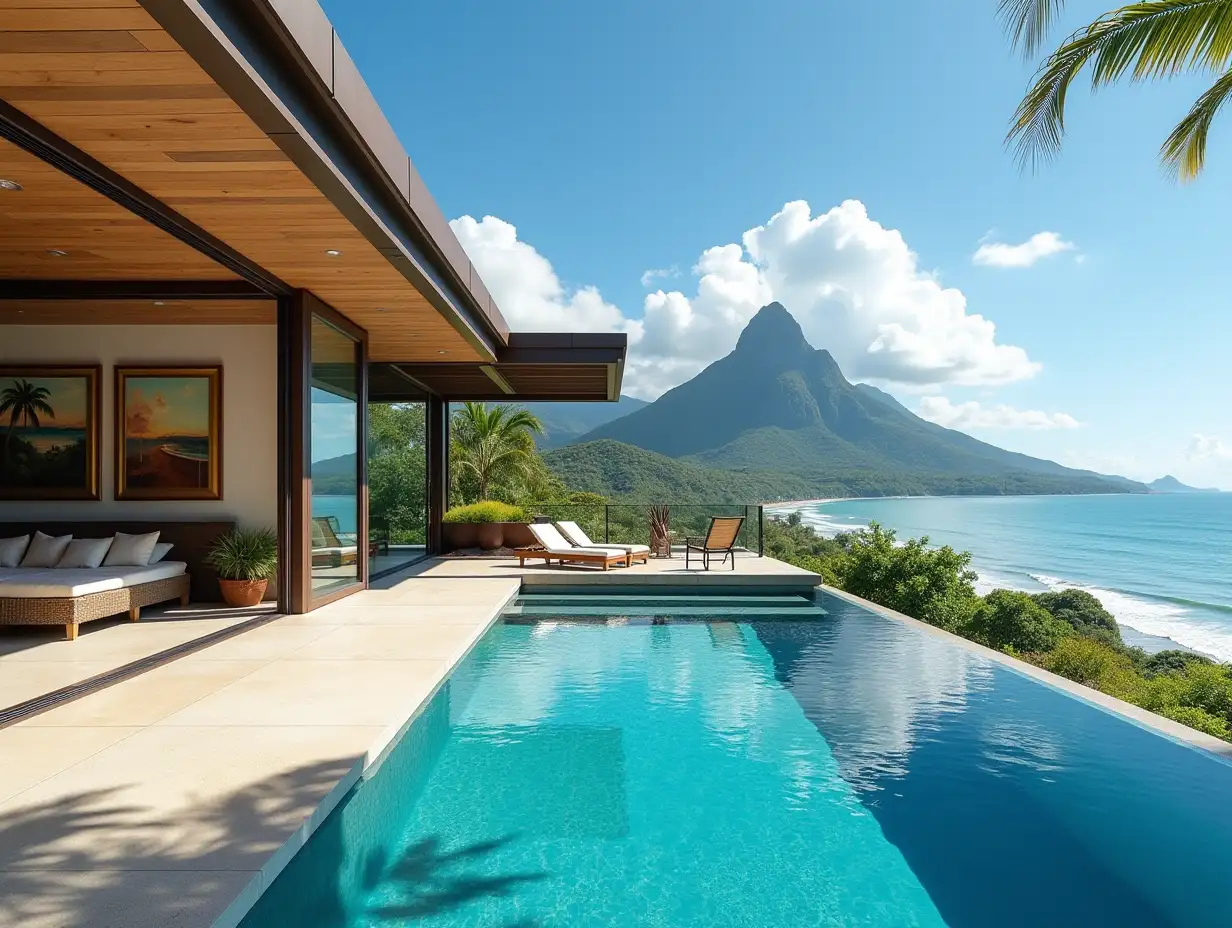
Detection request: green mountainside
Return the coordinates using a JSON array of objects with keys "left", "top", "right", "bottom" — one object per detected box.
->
[
  {"left": 565, "top": 303, "right": 1147, "bottom": 500},
  {"left": 1148, "top": 475, "right": 1221, "bottom": 493},
  {"left": 520, "top": 395, "right": 648, "bottom": 449}
]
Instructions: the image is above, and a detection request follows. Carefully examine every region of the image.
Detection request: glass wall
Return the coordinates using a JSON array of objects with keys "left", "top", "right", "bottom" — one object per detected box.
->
[
  {"left": 368, "top": 400, "right": 428, "bottom": 577},
  {"left": 309, "top": 315, "right": 360, "bottom": 594}
]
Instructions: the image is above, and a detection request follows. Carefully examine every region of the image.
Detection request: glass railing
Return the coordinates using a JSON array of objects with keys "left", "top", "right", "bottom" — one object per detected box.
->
[{"left": 525, "top": 503, "right": 764, "bottom": 555}]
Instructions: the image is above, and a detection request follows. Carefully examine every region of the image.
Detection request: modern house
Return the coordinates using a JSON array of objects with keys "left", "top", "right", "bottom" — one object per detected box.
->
[{"left": 0, "top": 0, "right": 626, "bottom": 617}]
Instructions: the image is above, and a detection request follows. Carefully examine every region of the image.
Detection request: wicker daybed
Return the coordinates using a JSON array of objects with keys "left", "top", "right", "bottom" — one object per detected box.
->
[{"left": 0, "top": 565, "right": 191, "bottom": 640}]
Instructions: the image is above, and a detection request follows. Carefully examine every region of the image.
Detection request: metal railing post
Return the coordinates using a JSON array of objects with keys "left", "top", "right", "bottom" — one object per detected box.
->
[
  {"left": 604, "top": 505, "right": 610, "bottom": 544},
  {"left": 758, "top": 505, "right": 764, "bottom": 557}
]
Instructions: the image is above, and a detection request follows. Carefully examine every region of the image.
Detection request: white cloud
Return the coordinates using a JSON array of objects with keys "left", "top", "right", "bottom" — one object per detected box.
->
[
  {"left": 1186, "top": 433, "right": 1232, "bottom": 461},
  {"left": 973, "top": 231, "right": 1075, "bottom": 268},
  {"left": 450, "top": 215, "right": 640, "bottom": 338},
  {"left": 917, "top": 396, "right": 1080, "bottom": 431},
  {"left": 639, "top": 266, "right": 679, "bottom": 287},
  {"left": 453, "top": 200, "right": 1041, "bottom": 400}
]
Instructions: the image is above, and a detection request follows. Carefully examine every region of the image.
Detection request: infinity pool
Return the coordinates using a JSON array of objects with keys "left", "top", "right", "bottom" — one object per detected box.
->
[{"left": 242, "top": 591, "right": 1232, "bottom": 927}]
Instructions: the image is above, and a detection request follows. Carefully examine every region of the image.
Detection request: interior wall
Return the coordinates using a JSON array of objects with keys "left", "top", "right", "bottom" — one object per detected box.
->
[{"left": 0, "top": 325, "right": 277, "bottom": 531}]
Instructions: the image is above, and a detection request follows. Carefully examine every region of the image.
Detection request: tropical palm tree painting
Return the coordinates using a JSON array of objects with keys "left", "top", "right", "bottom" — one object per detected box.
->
[
  {"left": 0, "top": 366, "right": 100, "bottom": 500},
  {"left": 115, "top": 367, "right": 222, "bottom": 500}
]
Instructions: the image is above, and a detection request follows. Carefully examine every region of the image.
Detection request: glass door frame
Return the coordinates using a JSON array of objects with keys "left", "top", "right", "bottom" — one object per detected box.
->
[{"left": 283, "top": 290, "right": 369, "bottom": 613}]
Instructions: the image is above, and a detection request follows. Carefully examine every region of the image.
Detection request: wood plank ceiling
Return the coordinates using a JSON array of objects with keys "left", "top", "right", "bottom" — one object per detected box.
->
[
  {"left": 0, "top": 0, "right": 481, "bottom": 362},
  {"left": 0, "top": 297, "right": 274, "bottom": 324}
]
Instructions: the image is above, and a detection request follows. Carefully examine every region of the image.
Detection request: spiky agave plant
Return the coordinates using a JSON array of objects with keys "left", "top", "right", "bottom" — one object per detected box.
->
[
  {"left": 205, "top": 528, "right": 278, "bottom": 581},
  {"left": 1002, "top": 0, "right": 1232, "bottom": 180}
]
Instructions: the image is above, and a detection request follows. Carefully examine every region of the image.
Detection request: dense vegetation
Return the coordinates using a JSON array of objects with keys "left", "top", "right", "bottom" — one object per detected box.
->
[{"left": 766, "top": 517, "right": 1232, "bottom": 742}]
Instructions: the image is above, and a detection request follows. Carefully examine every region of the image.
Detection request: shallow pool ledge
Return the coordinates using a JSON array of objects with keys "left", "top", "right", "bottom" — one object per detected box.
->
[{"left": 820, "top": 585, "right": 1232, "bottom": 761}]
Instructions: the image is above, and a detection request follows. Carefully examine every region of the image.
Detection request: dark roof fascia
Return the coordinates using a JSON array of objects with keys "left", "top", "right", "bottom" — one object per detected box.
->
[{"left": 139, "top": 0, "right": 506, "bottom": 358}]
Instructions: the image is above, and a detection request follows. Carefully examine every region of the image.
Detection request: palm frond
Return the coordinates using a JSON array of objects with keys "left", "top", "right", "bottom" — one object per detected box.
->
[
  {"left": 1161, "top": 66, "right": 1232, "bottom": 177},
  {"left": 1010, "top": 0, "right": 1232, "bottom": 171},
  {"left": 999, "top": 0, "right": 1068, "bottom": 57}
]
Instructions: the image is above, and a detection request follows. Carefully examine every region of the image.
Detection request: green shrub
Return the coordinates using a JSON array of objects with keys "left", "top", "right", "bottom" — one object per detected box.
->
[
  {"left": 971, "top": 590, "right": 1071, "bottom": 653},
  {"left": 1031, "top": 589, "right": 1121, "bottom": 646},
  {"left": 1036, "top": 636, "right": 1141, "bottom": 695},
  {"left": 1142, "top": 649, "right": 1215, "bottom": 677},
  {"left": 205, "top": 528, "right": 278, "bottom": 581},
  {"left": 442, "top": 500, "right": 527, "bottom": 524},
  {"left": 1157, "top": 705, "right": 1230, "bottom": 739}
]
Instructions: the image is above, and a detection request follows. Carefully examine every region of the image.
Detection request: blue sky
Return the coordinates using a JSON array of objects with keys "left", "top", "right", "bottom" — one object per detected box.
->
[{"left": 321, "top": 0, "right": 1232, "bottom": 488}]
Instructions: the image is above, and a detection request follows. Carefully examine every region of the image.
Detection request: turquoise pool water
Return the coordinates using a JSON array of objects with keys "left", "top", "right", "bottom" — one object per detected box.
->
[{"left": 242, "top": 592, "right": 1232, "bottom": 927}]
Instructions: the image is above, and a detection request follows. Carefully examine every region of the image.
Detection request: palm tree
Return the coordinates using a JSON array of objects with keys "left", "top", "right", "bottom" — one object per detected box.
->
[
  {"left": 450, "top": 402, "right": 544, "bottom": 501},
  {"left": 0, "top": 379, "right": 54, "bottom": 461},
  {"left": 1004, "top": 0, "right": 1232, "bottom": 180}
]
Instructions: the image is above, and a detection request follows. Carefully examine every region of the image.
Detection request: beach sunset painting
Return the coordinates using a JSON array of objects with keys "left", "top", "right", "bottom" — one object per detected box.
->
[
  {"left": 116, "top": 367, "right": 221, "bottom": 500},
  {"left": 0, "top": 366, "right": 100, "bottom": 499}
]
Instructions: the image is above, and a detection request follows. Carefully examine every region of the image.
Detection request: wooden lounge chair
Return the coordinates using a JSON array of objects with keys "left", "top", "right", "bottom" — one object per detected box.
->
[
  {"left": 555, "top": 521, "right": 650, "bottom": 564},
  {"left": 684, "top": 516, "right": 745, "bottom": 571},
  {"left": 518, "top": 524, "right": 629, "bottom": 570}
]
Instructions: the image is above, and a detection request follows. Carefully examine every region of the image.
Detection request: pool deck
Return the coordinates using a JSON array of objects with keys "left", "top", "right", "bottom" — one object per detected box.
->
[{"left": 0, "top": 571, "right": 522, "bottom": 928}]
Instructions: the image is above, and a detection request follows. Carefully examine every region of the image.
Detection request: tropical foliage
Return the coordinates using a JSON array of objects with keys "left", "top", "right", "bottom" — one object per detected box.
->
[
  {"left": 442, "top": 501, "right": 528, "bottom": 524},
  {"left": 451, "top": 402, "right": 548, "bottom": 504},
  {"left": 205, "top": 528, "right": 279, "bottom": 581},
  {"left": 1004, "top": 0, "right": 1232, "bottom": 179},
  {"left": 1, "top": 379, "right": 54, "bottom": 455}
]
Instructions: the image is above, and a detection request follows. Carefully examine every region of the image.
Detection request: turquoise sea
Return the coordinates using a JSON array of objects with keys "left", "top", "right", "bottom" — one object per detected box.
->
[{"left": 774, "top": 494, "right": 1232, "bottom": 661}]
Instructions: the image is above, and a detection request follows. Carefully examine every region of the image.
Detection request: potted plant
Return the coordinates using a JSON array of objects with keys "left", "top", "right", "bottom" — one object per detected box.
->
[
  {"left": 206, "top": 528, "right": 278, "bottom": 607},
  {"left": 442, "top": 501, "right": 528, "bottom": 551},
  {"left": 649, "top": 504, "right": 671, "bottom": 558}
]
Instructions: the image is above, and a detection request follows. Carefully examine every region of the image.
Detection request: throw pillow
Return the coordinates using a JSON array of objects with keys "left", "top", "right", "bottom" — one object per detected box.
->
[
  {"left": 0, "top": 535, "right": 30, "bottom": 568},
  {"left": 102, "top": 531, "right": 161, "bottom": 567},
  {"left": 148, "top": 542, "right": 174, "bottom": 564},
  {"left": 20, "top": 531, "right": 73, "bottom": 568},
  {"left": 56, "top": 537, "right": 114, "bottom": 569}
]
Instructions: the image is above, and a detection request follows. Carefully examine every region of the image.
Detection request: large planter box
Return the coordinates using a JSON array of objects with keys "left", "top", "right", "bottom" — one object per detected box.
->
[{"left": 442, "top": 522, "right": 535, "bottom": 552}]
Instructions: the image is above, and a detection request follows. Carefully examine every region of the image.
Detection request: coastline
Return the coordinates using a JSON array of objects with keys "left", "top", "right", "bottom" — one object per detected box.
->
[{"left": 772, "top": 495, "right": 1224, "bottom": 661}]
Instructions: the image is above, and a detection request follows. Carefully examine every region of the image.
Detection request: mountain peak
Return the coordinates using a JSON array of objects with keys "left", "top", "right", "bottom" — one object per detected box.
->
[{"left": 736, "top": 302, "right": 809, "bottom": 352}]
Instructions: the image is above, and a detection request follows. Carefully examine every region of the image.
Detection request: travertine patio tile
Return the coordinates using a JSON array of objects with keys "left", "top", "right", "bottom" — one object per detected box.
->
[
  {"left": 0, "top": 724, "right": 385, "bottom": 874},
  {"left": 0, "top": 618, "right": 242, "bottom": 664},
  {"left": 0, "top": 662, "right": 118, "bottom": 708},
  {"left": 22, "top": 661, "right": 269, "bottom": 728},
  {"left": 288, "top": 621, "right": 485, "bottom": 661},
  {"left": 181, "top": 622, "right": 335, "bottom": 662},
  {"left": 0, "top": 727, "right": 140, "bottom": 806},
  {"left": 154, "top": 659, "right": 446, "bottom": 727}
]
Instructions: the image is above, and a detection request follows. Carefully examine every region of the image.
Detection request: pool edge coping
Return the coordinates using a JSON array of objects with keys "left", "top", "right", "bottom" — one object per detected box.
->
[{"left": 819, "top": 585, "right": 1232, "bottom": 762}]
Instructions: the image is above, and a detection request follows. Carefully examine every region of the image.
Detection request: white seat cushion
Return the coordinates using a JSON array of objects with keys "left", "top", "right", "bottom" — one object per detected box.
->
[{"left": 0, "top": 561, "right": 187, "bottom": 598}]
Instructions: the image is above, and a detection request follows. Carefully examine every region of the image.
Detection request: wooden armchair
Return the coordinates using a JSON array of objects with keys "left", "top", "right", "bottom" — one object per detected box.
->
[{"left": 684, "top": 516, "right": 745, "bottom": 571}]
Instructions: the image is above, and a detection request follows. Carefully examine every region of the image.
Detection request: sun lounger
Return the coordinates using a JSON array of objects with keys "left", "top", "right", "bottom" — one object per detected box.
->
[
  {"left": 555, "top": 521, "right": 650, "bottom": 564},
  {"left": 518, "top": 524, "right": 630, "bottom": 570}
]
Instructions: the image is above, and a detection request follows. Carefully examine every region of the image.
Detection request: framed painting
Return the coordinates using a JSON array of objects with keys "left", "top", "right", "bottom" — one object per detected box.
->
[
  {"left": 115, "top": 366, "right": 222, "bottom": 501},
  {"left": 0, "top": 365, "right": 101, "bottom": 500}
]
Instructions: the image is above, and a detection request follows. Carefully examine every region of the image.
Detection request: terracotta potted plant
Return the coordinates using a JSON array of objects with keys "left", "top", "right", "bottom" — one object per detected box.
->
[
  {"left": 205, "top": 528, "right": 278, "bottom": 607},
  {"left": 442, "top": 501, "right": 528, "bottom": 552}
]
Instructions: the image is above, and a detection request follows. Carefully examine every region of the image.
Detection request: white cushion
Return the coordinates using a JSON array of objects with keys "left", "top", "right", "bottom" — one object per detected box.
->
[
  {"left": 0, "top": 561, "right": 187, "bottom": 598},
  {"left": 0, "top": 535, "right": 30, "bottom": 568},
  {"left": 56, "top": 537, "right": 113, "bottom": 569},
  {"left": 148, "top": 542, "right": 174, "bottom": 564},
  {"left": 20, "top": 532, "right": 72, "bottom": 568},
  {"left": 103, "top": 531, "right": 161, "bottom": 567}
]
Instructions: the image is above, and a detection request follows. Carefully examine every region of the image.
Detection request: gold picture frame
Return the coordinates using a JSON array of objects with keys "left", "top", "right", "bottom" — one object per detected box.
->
[
  {"left": 115, "top": 366, "right": 222, "bottom": 501},
  {"left": 0, "top": 365, "right": 101, "bottom": 500}
]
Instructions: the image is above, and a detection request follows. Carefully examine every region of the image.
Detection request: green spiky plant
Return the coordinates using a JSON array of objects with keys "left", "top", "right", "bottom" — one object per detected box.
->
[
  {"left": 205, "top": 528, "right": 278, "bottom": 581},
  {"left": 1003, "top": 0, "right": 1232, "bottom": 180}
]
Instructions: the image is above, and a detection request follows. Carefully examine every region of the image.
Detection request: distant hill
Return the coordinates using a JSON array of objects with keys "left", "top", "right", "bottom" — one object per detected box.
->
[
  {"left": 1149, "top": 475, "right": 1221, "bottom": 493},
  {"left": 521, "top": 395, "right": 648, "bottom": 450},
  {"left": 575, "top": 303, "right": 1147, "bottom": 499},
  {"left": 312, "top": 453, "right": 356, "bottom": 494}
]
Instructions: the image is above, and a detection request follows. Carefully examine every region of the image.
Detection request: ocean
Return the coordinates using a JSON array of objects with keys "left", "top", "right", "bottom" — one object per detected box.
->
[{"left": 774, "top": 494, "right": 1232, "bottom": 661}]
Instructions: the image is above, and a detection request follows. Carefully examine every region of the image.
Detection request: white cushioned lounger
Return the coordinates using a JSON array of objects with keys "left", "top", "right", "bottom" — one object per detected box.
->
[
  {"left": 555, "top": 521, "right": 650, "bottom": 564},
  {"left": 0, "top": 561, "right": 188, "bottom": 598},
  {"left": 520, "top": 524, "right": 629, "bottom": 570}
]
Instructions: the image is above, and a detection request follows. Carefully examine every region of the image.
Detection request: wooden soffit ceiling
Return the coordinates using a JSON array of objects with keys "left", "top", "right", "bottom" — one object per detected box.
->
[{"left": 0, "top": 0, "right": 482, "bottom": 363}]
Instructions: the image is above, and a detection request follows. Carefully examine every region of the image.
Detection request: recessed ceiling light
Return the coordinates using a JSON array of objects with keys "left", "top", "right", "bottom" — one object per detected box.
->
[
  {"left": 47, "top": 249, "right": 68, "bottom": 257},
  {"left": 0, "top": 179, "right": 21, "bottom": 191},
  {"left": 325, "top": 249, "right": 342, "bottom": 257},
  {"left": 438, "top": 350, "right": 448, "bottom": 355},
  {"left": 375, "top": 306, "right": 386, "bottom": 312},
  {"left": 153, "top": 301, "right": 165, "bottom": 306}
]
